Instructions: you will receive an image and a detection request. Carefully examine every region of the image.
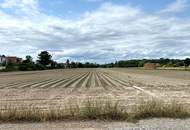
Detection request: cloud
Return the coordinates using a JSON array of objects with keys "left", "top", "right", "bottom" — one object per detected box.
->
[
  {"left": 160, "top": 0, "right": 188, "bottom": 13},
  {"left": 0, "top": 1, "right": 190, "bottom": 63},
  {"left": 0, "top": 0, "right": 40, "bottom": 16}
]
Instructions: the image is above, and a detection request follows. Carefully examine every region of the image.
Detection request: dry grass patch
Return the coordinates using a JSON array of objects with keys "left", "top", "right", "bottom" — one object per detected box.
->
[
  {"left": 81, "top": 99, "right": 128, "bottom": 120},
  {"left": 0, "top": 98, "right": 189, "bottom": 122},
  {"left": 0, "top": 99, "right": 128, "bottom": 122},
  {"left": 132, "top": 98, "right": 190, "bottom": 120}
]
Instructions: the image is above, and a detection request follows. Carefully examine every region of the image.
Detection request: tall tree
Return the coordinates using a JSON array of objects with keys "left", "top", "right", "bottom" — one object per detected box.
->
[
  {"left": 184, "top": 58, "right": 190, "bottom": 67},
  {"left": 66, "top": 59, "right": 70, "bottom": 68},
  {"left": 23, "top": 55, "right": 33, "bottom": 64},
  {"left": 38, "top": 51, "right": 52, "bottom": 65}
]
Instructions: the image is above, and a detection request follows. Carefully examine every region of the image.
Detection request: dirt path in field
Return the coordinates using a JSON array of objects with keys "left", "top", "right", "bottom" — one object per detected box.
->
[{"left": 0, "top": 119, "right": 190, "bottom": 130}]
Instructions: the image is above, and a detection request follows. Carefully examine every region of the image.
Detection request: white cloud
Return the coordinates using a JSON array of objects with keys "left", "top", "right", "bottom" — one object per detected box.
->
[
  {"left": 0, "top": 2, "right": 190, "bottom": 63},
  {"left": 0, "top": 0, "right": 40, "bottom": 16},
  {"left": 160, "top": 0, "right": 188, "bottom": 13}
]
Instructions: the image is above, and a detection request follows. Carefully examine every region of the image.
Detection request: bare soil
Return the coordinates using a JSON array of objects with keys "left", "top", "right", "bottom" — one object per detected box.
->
[
  {"left": 0, "top": 68, "right": 189, "bottom": 108},
  {"left": 0, "top": 119, "right": 190, "bottom": 130},
  {"left": 0, "top": 68, "right": 189, "bottom": 129}
]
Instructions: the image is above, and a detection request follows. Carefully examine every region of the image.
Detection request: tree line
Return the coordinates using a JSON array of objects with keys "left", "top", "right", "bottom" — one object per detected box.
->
[
  {"left": 2, "top": 51, "right": 190, "bottom": 71},
  {"left": 103, "top": 58, "right": 190, "bottom": 68},
  {"left": 4, "top": 51, "right": 100, "bottom": 71}
]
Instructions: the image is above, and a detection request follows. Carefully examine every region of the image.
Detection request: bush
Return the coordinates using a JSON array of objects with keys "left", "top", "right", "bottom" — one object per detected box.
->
[
  {"left": 5, "top": 63, "right": 19, "bottom": 71},
  {"left": 18, "top": 63, "right": 47, "bottom": 71},
  {"left": 19, "top": 64, "right": 30, "bottom": 71},
  {"left": 19, "top": 64, "right": 34, "bottom": 71},
  {"left": 34, "top": 64, "right": 47, "bottom": 70}
]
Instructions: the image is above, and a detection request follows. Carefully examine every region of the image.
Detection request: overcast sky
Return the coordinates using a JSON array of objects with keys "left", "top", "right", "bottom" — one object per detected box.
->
[{"left": 0, "top": 0, "right": 190, "bottom": 63}]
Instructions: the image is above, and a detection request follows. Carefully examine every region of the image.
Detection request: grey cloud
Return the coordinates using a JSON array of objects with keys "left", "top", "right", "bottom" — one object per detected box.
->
[{"left": 0, "top": 2, "right": 190, "bottom": 63}]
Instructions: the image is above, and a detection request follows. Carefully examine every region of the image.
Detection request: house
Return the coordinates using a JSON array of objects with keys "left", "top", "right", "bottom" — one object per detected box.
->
[
  {"left": 0, "top": 55, "right": 6, "bottom": 64},
  {"left": 144, "top": 63, "right": 157, "bottom": 69},
  {"left": 6, "top": 57, "right": 22, "bottom": 64}
]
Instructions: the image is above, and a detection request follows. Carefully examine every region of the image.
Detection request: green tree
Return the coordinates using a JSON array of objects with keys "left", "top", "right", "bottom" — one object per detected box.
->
[
  {"left": 78, "top": 63, "right": 83, "bottom": 68},
  {"left": 50, "top": 61, "right": 57, "bottom": 68},
  {"left": 138, "top": 61, "right": 145, "bottom": 67},
  {"left": 71, "top": 62, "right": 77, "bottom": 68},
  {"left": 23, "top": 55, "right": 33, "bottom": 64},
  {"left": 184, "top": 58, "right": 190, "bottom": 67},
  {"left": 37, "top": 51, "right": 52, "bottom": 66}
]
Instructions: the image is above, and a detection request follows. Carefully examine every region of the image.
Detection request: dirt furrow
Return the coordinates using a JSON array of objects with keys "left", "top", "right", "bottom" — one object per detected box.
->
[
  {"left": 86, "top": 72, "right": 93, "bottom": 89},
  {"left": 30, "top": 79, "right": 57, "bottom": 88},
  {"left": 104, "top": 73, "right": 157, "bottom": 97},
  {"left": 39, "top": 78, "right": 66, "bottom": 88},
  {"left": 18, "top": 79, "right": 52, "bottom": 89},
  {"left": 60, "top": 73, "right": 88, "bottom": 88},
  {"left": 0, "top": 82, "right": 23, "bottom": 89},
  {"left": 81, "top": 72, "right": 92, "bottom": 89},
  {"left": 38, "top": 73, "right": 84, "bottom": 88},
  {"left": 96, "top": 72, "right": 109, "bottom": 90},
  {"left": 70, "top": 72, "right": 90, "bottom": 88},
  {"left": 0, "top": 80, "right": 34, "bottom": 89},
  {"left": 47, "top": 73, "right": 88, "bottom": 100},
  {"left": 70, "top": 72, "right": 90, "bottom": 92},
  {"left": 90, "top": 72, "right": 96, "bottom": 88},
  {"left": 103, "top": 73, "right": 133, "bottom": 89},
  {"left": 104, "top": 73, "right": 133, "bottom": 88},
  {"left": 49, "top": 73, "right": 82, "bottom": 88},
  {"left": 101, "top": 73, "right": 124, "bottom": 90},
  {"left": 98, "top": 72, "right": 119, "bottom": 91},
  {"left": 94, "top": 72, "right": 103, "bottom": 87}
]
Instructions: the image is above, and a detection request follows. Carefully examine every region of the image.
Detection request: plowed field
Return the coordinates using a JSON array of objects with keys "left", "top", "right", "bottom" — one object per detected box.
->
[{"left": 0, "top": 68, "right": 189, "bottom": 109}]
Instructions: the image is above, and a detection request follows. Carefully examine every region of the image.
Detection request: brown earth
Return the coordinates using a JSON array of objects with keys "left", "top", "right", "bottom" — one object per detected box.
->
[
  {"left": 0, "top": 119, "right": 190, "bottom": 130},
  {"left": 0, "top": 68, "right": 189, "bottom": 109},
  {"left": 0, "top": 68, "right": 189, "bottom": 129}
]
